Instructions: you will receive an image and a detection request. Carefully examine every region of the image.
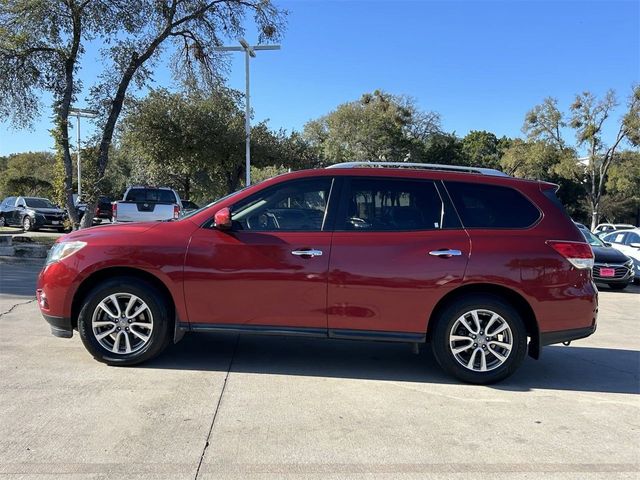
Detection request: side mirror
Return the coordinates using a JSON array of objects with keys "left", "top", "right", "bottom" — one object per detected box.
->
[
  {"left": 16, "top": 204, "right": 24, "bottom": 209},
  {"left": 214, "top": 207, "right": 232, "bottom": 230},
  {"left": 630, "top": 243, "right": 640, "bottom": 249},
  {"left": 604, "top": 242, "right": 612, "bottom": 247}
]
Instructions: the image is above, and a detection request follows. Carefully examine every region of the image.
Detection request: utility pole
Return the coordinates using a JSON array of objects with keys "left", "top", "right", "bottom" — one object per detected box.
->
[
  {"left": 68, "top": 108, "right": 98, "bottom": 200},
  {"left": 214, "top": 39, "right": 280, "bottom": 186}
]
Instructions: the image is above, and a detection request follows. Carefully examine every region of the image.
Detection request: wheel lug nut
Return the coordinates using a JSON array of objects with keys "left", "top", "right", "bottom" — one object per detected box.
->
[
  {"left": 128, "top": 319, "right": 132, "bottom": 323},
  {"left": 473, "top": 343, "right": 477, "bottom": 347}
]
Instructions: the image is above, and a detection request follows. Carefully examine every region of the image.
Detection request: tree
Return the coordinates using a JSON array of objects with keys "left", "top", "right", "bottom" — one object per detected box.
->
[
  {"left": 523, "top": 86, "right": 640, "bottom": 229},
  {"left": 120, "top": 88, "right": 302, "bottom": 203},
  {"left": 0, "top": 151, "right": 56, "bottom": 198},
  {"left": 460, "top": 130, "right": 511, "bottom": 169},
  {"left": 0, "top": 0, "right": 286, "bottom": 228},
  {"left": 303, "top": 90, "right": 441, "bottom": 164},
  {"left": 602, "top": 150, "right": 640, "bottom": 225},
  {"left": 500, "top": 140, "right": 586, "bottom": 219}
]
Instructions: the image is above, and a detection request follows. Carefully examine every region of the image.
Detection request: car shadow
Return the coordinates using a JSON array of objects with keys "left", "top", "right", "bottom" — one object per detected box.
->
[
  {"left": 143, "top": 332, "right": 639, "bottom": 395},
  {"left": 597, "top": 283, "right": 640, "bottom": 294}
]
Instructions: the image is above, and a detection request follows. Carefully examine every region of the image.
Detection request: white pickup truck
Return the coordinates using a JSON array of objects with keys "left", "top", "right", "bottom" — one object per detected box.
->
[{"left": 112, "top": 187, "right": 182, "bottom": 223}]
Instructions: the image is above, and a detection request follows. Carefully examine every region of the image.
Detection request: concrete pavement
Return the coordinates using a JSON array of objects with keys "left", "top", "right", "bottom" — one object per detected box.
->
[{"left": 0, "top": 261, "right": 638, "bottom": 479}]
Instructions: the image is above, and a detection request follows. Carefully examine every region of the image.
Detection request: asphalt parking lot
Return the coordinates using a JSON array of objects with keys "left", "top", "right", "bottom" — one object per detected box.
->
[{"left": 0, "top": 260, "right": 638, "bottom": 479}]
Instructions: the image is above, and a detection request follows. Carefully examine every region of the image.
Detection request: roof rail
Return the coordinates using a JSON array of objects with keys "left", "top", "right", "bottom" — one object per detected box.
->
[{"left": 325, "top": 161, "right": 509, "bottom": 177}]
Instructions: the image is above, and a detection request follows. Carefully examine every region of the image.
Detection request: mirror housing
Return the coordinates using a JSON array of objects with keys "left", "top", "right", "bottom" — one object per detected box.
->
[
  {"left": 604, "top": 242, "right": 612, "bottom": 247},
  {"left": 630, "top": 242, "right": 640, "bottom": 249},
  {"left": 214, "top": 207, "right": 232, "bottom": 230}
]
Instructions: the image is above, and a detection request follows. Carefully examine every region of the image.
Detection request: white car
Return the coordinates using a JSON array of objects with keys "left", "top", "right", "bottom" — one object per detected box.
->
[
  {"left": 594, "top": 223, "right": 635, "bottom": 237},
  {"left": 601, "top": 228, "right": 640, "bottom": 282}
]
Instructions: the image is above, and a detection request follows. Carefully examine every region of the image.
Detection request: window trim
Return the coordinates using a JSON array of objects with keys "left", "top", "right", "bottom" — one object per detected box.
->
[{"left": 334, "top": 176, "right": 454, "bottom": 233}]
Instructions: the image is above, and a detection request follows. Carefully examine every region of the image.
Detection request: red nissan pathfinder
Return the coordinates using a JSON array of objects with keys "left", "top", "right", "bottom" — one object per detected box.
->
[{"left": 37, "top": 163, "right": 598, "bottom": 383}]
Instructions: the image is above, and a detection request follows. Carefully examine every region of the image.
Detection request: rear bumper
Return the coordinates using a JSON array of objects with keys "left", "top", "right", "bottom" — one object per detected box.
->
[
  {"left": 540, "top": 324, "right": 597, "bottom": 346},
  {"left": 42, "top": 313, "right": 73, "bottom": 338}
]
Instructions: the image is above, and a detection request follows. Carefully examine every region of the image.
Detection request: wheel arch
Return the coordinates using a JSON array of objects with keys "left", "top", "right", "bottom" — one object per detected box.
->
[
  {"left": 426, "top": 283, "right": 540, "bottom": 359},
  {"left": 71, "top": 267, "right": 177, "bottom": 332}
]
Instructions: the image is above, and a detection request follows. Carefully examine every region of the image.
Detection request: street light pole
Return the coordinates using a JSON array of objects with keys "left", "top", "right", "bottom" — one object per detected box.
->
[
  {"left": 214, "top": 39, "right": 280, "bottom": 186},
  {"left": 68, "top": 108, "right": 98, "bottom": 200}
]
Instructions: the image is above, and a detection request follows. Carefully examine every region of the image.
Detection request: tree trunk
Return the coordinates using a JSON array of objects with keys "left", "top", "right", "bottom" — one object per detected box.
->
[
  {"left": 590, "top": 200, "right": 599, "bottom": 231},
  {"left": 59, "top": 12, "right": 82, "bottom": 226}
]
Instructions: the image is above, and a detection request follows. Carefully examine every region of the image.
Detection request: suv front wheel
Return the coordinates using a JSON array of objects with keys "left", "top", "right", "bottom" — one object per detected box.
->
[
  {"left": 431, "top": 294, "right": 527, "bottom": 384},
  {"left": 78, "top": 277, "right": 171, "bottom": 365}
]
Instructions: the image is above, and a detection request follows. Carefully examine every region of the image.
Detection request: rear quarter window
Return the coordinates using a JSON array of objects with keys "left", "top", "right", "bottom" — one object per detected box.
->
[{"left": 445, "top": 181, "right": 541, "bottom": 229}]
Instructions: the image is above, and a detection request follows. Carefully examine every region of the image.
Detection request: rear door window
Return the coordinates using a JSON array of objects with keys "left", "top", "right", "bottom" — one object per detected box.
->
[
  {"left": 445, "top": 181, "right": 540, "bottom": 229},
  {"left": 338, "top": 178, "right": 451, "bottom": 231}
]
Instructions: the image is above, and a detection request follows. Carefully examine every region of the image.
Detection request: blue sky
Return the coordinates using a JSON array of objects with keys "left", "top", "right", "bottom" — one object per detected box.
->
[{"left": 1, "top": 0, "right": 638, "bottom": 156}]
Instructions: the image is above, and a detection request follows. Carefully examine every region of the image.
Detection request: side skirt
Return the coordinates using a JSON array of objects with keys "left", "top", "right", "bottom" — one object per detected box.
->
[{"left": 177, "top": 323, "right": 426, "bottom": 343}]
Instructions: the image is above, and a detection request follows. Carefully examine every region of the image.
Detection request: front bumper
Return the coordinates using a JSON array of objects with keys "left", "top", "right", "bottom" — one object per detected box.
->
[
  {"left": 42, "top": 313, "right": 73, "bottom": 338},
  {"left": 593, "top": 262, "right": 634, "bottom": 285},
  {"left": 34, "top": 214, "right": 66, "bottom": 228}
]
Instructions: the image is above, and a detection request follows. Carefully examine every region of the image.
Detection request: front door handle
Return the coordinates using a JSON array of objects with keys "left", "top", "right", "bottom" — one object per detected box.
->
[
  {"left": 429, "top": 249, "right": 462, "bottom": 258},
  {"left": 291, "top": 249, "right": 323, "bottom": 258}
]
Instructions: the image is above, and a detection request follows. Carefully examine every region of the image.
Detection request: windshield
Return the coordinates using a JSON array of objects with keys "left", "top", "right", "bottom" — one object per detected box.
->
[
  {"left": 24, "top": 198, "right": 55, "bottom": 208},
  {"left": 580, "top": 228, "right": 605, "bottom": 247}
]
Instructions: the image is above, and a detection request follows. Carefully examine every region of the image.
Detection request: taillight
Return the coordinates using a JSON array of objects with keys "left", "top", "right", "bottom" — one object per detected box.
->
[
  {"left": 112, "top": 202, "right": 117, "bottom": 220},
  {"left": 547, "top": 240, "right": 594, "bottom": 269},
  {"left": 173, "top": 204, "right": 180, "bottom": 219}
]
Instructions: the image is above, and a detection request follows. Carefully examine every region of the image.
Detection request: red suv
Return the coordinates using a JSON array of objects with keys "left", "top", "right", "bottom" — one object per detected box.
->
[{"left": 37, "top": 163, "right": 597, "bottom": 383}]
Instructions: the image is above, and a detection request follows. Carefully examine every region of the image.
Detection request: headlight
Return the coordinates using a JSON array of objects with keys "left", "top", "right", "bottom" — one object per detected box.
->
[
  {"left": 625, "top": 258, "right": 634, "bottom": 267},
  {"left": 45, "top": 241, "right": 87, "bottom": 265}
]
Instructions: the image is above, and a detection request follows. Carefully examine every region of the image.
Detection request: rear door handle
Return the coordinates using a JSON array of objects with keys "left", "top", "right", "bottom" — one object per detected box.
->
[
  {"left": 291, "top": 249, "right": 323, "bottom": 258},
  {"left": 429, "top": 249, "right": 462, "bottom": 258}
]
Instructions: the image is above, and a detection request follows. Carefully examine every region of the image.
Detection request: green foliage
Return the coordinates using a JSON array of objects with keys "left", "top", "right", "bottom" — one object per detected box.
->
[
  {"left": 523, "top": 86, "right": 640, "bottom": 228},
  {"left": 119, "top": 88, "right": 305, "bottom": 203},
  {"left": 303, "top": 90, "right": 441, "bottom": 164},
  {"left": 0, "top": 151, "right": 55, "bottom": 199},
  {"left": 1, "top": 0, "right": 287, "bottom": 228},
  {"left": 606, "top": 151, "right": 640, "bottom": 198},
  {"left": 500, "top": 140, "right": 587, "bottom": 219},
  {"left": 460, "top": 130, "right": 511, "bottom": 169}
]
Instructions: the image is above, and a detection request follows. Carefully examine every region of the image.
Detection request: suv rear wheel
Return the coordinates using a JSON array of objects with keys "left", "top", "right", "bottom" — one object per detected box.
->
[
  {"left": 431, "top": 294, "right": 527, "bottom": 384},
  {"left": 78, "top": 277, "right": 171, "bottom": 365}
]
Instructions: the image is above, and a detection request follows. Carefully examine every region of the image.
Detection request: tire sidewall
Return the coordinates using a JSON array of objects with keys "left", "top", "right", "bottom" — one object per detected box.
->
[
  {"left": 0, "top": 215, "right": 5, "bottom": 227},
  {"left": 22, "top": 216, "right": 33, "bottom": 231},
  {"left": 431, "top": 294, "right": 527, "bottom": 384},
  {"left": 78, "top": 278, "right": 171, "bottom": 366}
]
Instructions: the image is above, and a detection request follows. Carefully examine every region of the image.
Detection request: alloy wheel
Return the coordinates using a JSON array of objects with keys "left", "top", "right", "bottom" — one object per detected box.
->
[
  {"left": 91, "top": 293, "right": 154, "bottom": 355},
  {"left": 449, "top": 309, "right": 513, "bottom": 372}
]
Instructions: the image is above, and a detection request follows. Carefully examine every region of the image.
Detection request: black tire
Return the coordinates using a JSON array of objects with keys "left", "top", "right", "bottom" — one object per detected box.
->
[
  {"left": 22, "top": 215, "right": 36, "bottom": 231},
  {"left": 609, "top": 283, "right": 629, "bottom": 290},
  {"left": 431, "top": 294, "right": 527, "bottom": 384},
  {"left": 78, "top": 277, "right": 172, "bottom": 366}
]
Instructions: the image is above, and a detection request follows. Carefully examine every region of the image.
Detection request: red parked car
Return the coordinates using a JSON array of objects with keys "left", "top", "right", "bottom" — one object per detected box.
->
[{"left": 37, "top": 162, "right": 598, "bottom": 384}]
